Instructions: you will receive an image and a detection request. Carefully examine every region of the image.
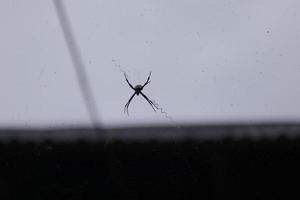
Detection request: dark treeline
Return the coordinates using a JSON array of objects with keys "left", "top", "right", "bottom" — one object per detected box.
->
[{"left": 0, "top": 136, "right": 300, "bottom": 199}]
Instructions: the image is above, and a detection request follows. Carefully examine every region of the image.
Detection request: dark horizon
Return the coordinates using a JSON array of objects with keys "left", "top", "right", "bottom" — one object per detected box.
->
[{"left": 1, "top": 122, "right": 300, "bottom": 143}]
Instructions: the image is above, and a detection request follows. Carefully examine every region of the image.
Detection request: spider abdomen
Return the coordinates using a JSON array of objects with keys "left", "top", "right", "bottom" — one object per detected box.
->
[
  {"left": 134, "top": 85, "right": 143, "bottom": 95},
  {"left": 135, "top": 84, "right": 143, "bottom": 90}
]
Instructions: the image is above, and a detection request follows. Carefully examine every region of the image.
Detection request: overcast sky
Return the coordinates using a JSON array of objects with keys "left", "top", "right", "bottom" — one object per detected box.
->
[{"left": 1, "top": 0, "right": 300, "bottom": 128}]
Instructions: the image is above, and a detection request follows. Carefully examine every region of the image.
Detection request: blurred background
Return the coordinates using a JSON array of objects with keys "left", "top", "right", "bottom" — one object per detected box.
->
[
  {"left": 1, "top": 0, "right": 300, "bottom": 129},
  {"left": 1, "top": 0, "right": 300, "bottom": 199}
]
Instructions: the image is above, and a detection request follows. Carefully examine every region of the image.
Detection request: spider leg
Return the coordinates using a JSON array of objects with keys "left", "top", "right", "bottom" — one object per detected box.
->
[
  {"left": 124, "top": 73, "right": 135, "bottom": 90},
  {"left": 140, "top": 92, "right": 158, "bottom": 112},
  {"left": 143, "top": 71, "right": 152, "bottom": 88},
  {"left": 124, "top": 92, "right": 136, "bottom": 115}
]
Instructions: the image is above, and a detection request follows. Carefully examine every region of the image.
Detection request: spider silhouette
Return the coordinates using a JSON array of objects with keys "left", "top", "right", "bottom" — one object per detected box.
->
[{"left": 124, "top": 72, "right": 158, "bottom": 115}]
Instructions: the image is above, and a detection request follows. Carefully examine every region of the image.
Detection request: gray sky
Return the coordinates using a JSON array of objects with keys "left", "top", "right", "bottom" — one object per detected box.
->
[{"left": 1, "top": 0, "right": 300, "bottom": 128}]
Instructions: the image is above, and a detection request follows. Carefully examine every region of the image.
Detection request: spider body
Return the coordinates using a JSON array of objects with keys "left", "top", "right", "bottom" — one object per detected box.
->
[
  {"left": 134, "top": 85, "right": 143, "bottom": 95},
  {"left": 124, "top": 72, "right": 158, "bottom": 115}
]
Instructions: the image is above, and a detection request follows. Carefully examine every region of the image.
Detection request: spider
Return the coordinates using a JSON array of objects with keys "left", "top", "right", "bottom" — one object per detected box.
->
[{"left": 124, "top": 71, "right": 158, "bottom": 115}]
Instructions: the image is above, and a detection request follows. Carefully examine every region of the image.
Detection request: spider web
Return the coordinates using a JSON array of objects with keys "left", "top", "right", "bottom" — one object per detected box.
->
[{"left": 112, "top": 58, "right": 173, "bottom": 120}]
